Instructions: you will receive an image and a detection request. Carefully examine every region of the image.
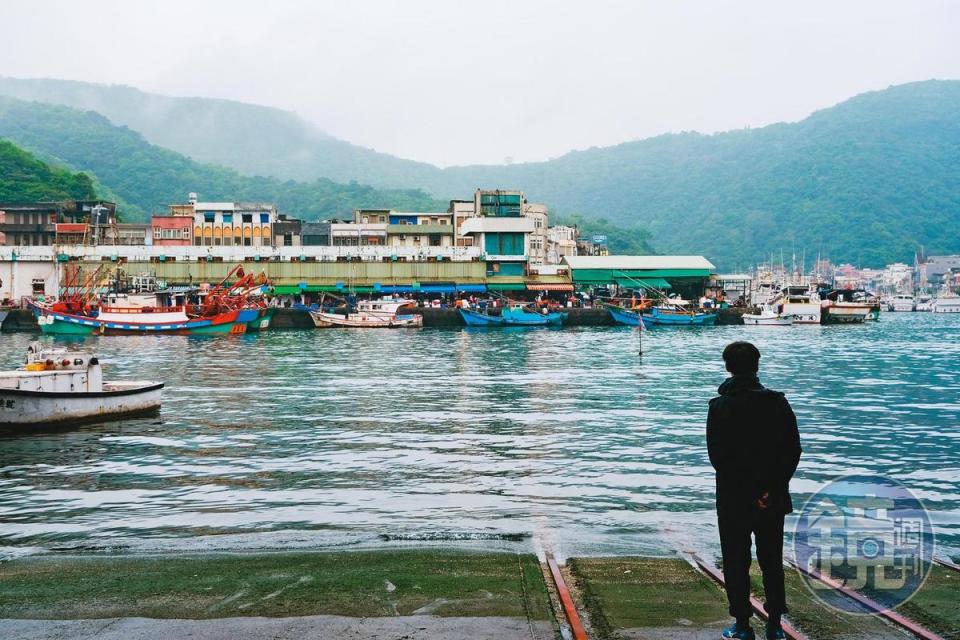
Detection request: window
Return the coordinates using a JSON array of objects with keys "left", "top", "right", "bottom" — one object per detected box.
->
[
  {"left": 242, "top": 214, "right": 253, "bottom": 223},
  {"left": 153, "top": 228, "right": 162, "bottom": 239},
  {"left": 260, "top": 213, "right": 270, "bottom": 223},
  {"left": 222, "top": 214, "right": 232, "bottom": 224},
  {"left": 203, "top": 212, "right": 215, "bottom": 223}
]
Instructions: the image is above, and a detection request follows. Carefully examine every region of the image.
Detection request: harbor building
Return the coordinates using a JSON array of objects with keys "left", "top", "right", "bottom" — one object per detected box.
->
[
  {"left": 167, "top": 193, "right": 281, "bottom": 248},
  {"left": 0, "top": 201, "right": 117, "bottom": 247},
  {"left": 562, "top": 255, "right": 716, "bottom": 299}
]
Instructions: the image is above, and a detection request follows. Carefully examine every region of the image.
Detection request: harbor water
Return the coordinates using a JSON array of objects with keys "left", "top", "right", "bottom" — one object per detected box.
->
[{"left": 1, "top": 313, "right": 958, "bottom": 559}]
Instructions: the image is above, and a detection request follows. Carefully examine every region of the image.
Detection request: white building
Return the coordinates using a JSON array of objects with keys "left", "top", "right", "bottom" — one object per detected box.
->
[{"left": 547, "top": 225, "right": 578, "bottom": 265}]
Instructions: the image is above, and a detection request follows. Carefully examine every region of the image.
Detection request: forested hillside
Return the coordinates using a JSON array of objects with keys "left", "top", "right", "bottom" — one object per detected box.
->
[
  {"left": 0, "top": 139, "right": 97, "bottom": 202},
  {"left": 2, "top": 78, "right": 958, "bottom": 266},
  {"left": 0, "top": 97, "right": 445, "bottom": 222},
  {"left": 0, "top": 77, "right": 440, "bottom": 188}
]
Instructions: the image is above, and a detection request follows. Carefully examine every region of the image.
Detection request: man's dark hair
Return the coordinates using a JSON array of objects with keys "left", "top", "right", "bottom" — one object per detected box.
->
[{"left": 722, "top": 341, "right": 761, "bottom": 375}]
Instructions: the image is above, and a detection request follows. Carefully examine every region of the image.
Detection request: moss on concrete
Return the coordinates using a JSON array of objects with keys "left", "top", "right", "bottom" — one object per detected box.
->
[
  {"left": 749, "top": 565, "right": 911, "bottom": 640},
  {"left": 0, "top": 549, "right": 552, "bottom": 621},
  {"left": 569, "top": 556, "right": 729, "bottom": 638},
  {"left": 898, "top": 564, "right": 960, "bottom": 639}
]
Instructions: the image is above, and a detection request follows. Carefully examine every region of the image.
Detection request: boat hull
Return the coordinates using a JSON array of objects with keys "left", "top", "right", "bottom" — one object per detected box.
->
[
  {"left": 32, "top": 304, "right": 246, "bottom": 335},
  {"left": 642, "top": 308, "right": 717, "bottom": 326},
  {"left": 460, "top": 308, "right": 566, "bottom": 327},
  {"left": 246, "top": 308, "right": 276, "bottom": 331},
  {"left": 309, "top": 310, "right": 423, "bottom": 328},
  {"left": 0, "top": 309, "right": 10, "bottom": 329},
  {"left": 780, "top": 302, "right": 820, "bottom": 324},
  {"left": 607, "top": 306, "right": 646, "bottom": 328},
  {"left": 821, "top": 304, "right": 870, "bottom": 324},
  {"left": 0, "top": 382, "right": 163, "bottom": 426},
  {"left": 743, "top": 314, "right": 793, "bottom": 326}
]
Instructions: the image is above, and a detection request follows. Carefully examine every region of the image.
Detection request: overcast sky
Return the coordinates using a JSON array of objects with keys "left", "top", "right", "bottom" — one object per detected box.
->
[{"left": 1, "top": 0, "right": 958, "bottom": 166}]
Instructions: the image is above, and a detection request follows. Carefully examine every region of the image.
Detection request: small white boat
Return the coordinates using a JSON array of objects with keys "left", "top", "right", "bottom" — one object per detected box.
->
[
  {"left": 775, "top": 286, "right": 821, "bottom": 324},
  {"left": 932, "top": 295, "right": 960, "bottom": 313},
  {"left": 0, "top": 342, "right": 163, "bottom": 427},
  {"left": 309, "top": 297, "right": 423, "bottom": 328},
  {"left": 742, "top": 305, "right": 794, "bottom": 326},
  {"left": 889, "top": 294, "right": 916, "bottom": 312},
  {"left": 915, "top": 295, "right": 933, "bottom": 312}
]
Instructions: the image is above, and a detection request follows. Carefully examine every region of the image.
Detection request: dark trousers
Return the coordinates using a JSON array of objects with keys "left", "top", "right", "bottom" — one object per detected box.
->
[{"left": 717, "top": 507, "right": 787, "bottom": 620}]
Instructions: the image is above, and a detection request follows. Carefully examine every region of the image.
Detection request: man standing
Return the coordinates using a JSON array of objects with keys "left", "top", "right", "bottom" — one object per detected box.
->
[{"left": 707, "top": 342, "right": 801, "bottom": 640}]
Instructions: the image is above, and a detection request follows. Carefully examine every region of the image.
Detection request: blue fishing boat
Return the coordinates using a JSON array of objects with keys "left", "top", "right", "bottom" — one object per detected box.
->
[
  {"left": 606, "top": 305, "right": 646, "bottom": 328},
  {"left": 460, "top": 305, "right": 567, "bottom": 327},
  {"left": 641, "top": 306, "right": 717, "bottom": 326}
]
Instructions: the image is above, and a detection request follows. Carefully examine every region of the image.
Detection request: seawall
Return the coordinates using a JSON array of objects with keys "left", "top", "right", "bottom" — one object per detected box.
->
[{"left": 3, "top": 306, "right": 747, "bottom": 332}]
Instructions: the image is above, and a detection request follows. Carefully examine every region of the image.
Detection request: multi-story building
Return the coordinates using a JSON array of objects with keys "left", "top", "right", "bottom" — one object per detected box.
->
[
  {"left": 0, "top": 201, "right": 117, "bottom": 246},
  {"left": 151, "top": 216, "right": 193, "bottom": 246},
  {"left": 169, "top": 193, "right": 278, "bottom": 248},
  {"left": 547, "top": 225, "right": 579, "bottom": 264}
]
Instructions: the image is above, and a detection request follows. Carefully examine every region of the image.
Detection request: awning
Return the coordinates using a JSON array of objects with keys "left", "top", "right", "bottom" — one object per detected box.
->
[
  {"left": 613, "top": 277, "right": 671, "bottom": 289},
  {"left": 270, "top": 285, "right": 303, "bottom": 295},
  {"left": 487, "top": 283, "right": 527, "bottom": 291},
  {"left": 526, "top": 283, "right": 574, "bottom": 292}
]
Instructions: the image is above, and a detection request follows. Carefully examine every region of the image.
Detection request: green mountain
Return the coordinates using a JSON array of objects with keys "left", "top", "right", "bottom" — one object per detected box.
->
[
  {"left": 439, "top": 80, "right": 960, "bottom": 269},
  {"left": 0, "top": 97, "right": 445, "bottom": 222},
  {"left": 0, "top": 77, "right": 440, "bottom": 188},
  {"left": 2, "top": 78, "right": 957, "bottom": 267},
  {"left": 0, "top": 139, "right": 97, "bottom": 202}
]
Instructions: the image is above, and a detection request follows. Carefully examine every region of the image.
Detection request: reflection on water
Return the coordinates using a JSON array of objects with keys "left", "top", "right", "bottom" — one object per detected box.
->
[{"left": 0, "top": 314, "right": 958, "bottom": 558}]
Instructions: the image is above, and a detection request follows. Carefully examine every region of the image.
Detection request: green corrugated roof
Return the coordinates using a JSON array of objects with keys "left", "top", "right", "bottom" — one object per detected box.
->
[{"left": 613, "top": 277, "right": 671, "bottom": 289}]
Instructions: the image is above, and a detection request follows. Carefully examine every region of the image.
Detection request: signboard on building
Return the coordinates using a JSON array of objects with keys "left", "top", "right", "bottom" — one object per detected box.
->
[{"left": 592, "top": 234, "right": 608, "bottom": 245}]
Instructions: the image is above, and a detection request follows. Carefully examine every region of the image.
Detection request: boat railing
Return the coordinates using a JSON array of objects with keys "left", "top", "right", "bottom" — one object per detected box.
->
[{"left": 99, "top": 305, "right": 186, "bottom": 314}]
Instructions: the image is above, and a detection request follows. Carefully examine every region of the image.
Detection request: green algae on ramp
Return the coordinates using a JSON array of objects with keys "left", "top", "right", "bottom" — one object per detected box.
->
[
  {"left": 569, "top": 556, "right": 730, "bottom": 638},
  {"left": 0, "top": 550, "right": 553, "bottom": 622},
  {"left": 748, "top": 565, "right": 908, "bottom": 640},
  {"left": 896, "top": 564, "right": 960, "bottom": 640}
]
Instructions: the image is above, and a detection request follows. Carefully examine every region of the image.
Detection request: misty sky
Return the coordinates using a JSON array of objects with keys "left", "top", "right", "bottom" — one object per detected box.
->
[{"left": 2, "top": 0, "right": 958, "bottom": 167}]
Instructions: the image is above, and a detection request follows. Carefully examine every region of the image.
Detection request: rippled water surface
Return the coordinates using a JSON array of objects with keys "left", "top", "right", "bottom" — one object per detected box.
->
[{"left": 1, "top": 314, "right": 958, "bottom": 558}]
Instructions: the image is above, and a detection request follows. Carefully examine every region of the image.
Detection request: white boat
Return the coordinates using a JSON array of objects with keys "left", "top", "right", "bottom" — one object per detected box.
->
[
  {"left": 776, "top": 286, "right": 821, "bottom": 324},
  {"left": 743, "top": 305, "right": 794, "bottom": 326},
  {"left": 915, "top": 295, "right": 933, "bottom": 312},
  {"left": 932, "top": 295, "right": 960, "bottom": 313},
  {"left": 309, "top": 297, "right": 423, "bottom": 328},
  {"left": 0, "top": 342, "right": 163, "bottom": 426},
  {"left": 889, "top": 294, "right": 916, "bottom": 312}
]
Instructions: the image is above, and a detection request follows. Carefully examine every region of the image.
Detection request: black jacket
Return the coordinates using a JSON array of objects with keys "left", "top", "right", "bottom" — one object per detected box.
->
[{"left": 707, "top": 374, "right": 802, "bottom": 515}]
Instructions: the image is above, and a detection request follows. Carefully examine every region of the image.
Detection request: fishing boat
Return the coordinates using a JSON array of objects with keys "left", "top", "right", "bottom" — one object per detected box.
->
[
  {"left": 31, "top": 262, "right": 268, "bottom": 335},
  {"left": 310, "top": 297, "right": 423, "bottom": 328},
  {"left": 31, "top": 302, "right": 248, "bottom": 335},
  {"left": 819, "top": 289, "right": 873, "bottom": 324},
  {"left": 889, "top": 294, "right": 916, "bottom": 312},
  {"left": 742, "top": 305, "right": 794, "bottom": 326},
  {"left": 460, "top": 305, "right": 567, "bottom": 327},
  {"left": 774, "top": 286, "right": 821, "bottom": 324},
  {"left": 0, "top": 342, "right": 163, "bottom": 427},
  {"left": 605, "top": 304, "right": 646, "bottom": 328},
  {"left": 641, "top": 305, "right": 717, "bottom": 326}
]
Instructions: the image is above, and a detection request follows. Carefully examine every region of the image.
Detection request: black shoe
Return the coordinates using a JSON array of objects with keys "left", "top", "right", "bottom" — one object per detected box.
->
[
  {"left": 721, "top": 622, "right": 756, "bottom": 639},
  {"left": 765, "top": 622, "right": 786, "bottom": 640}
]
